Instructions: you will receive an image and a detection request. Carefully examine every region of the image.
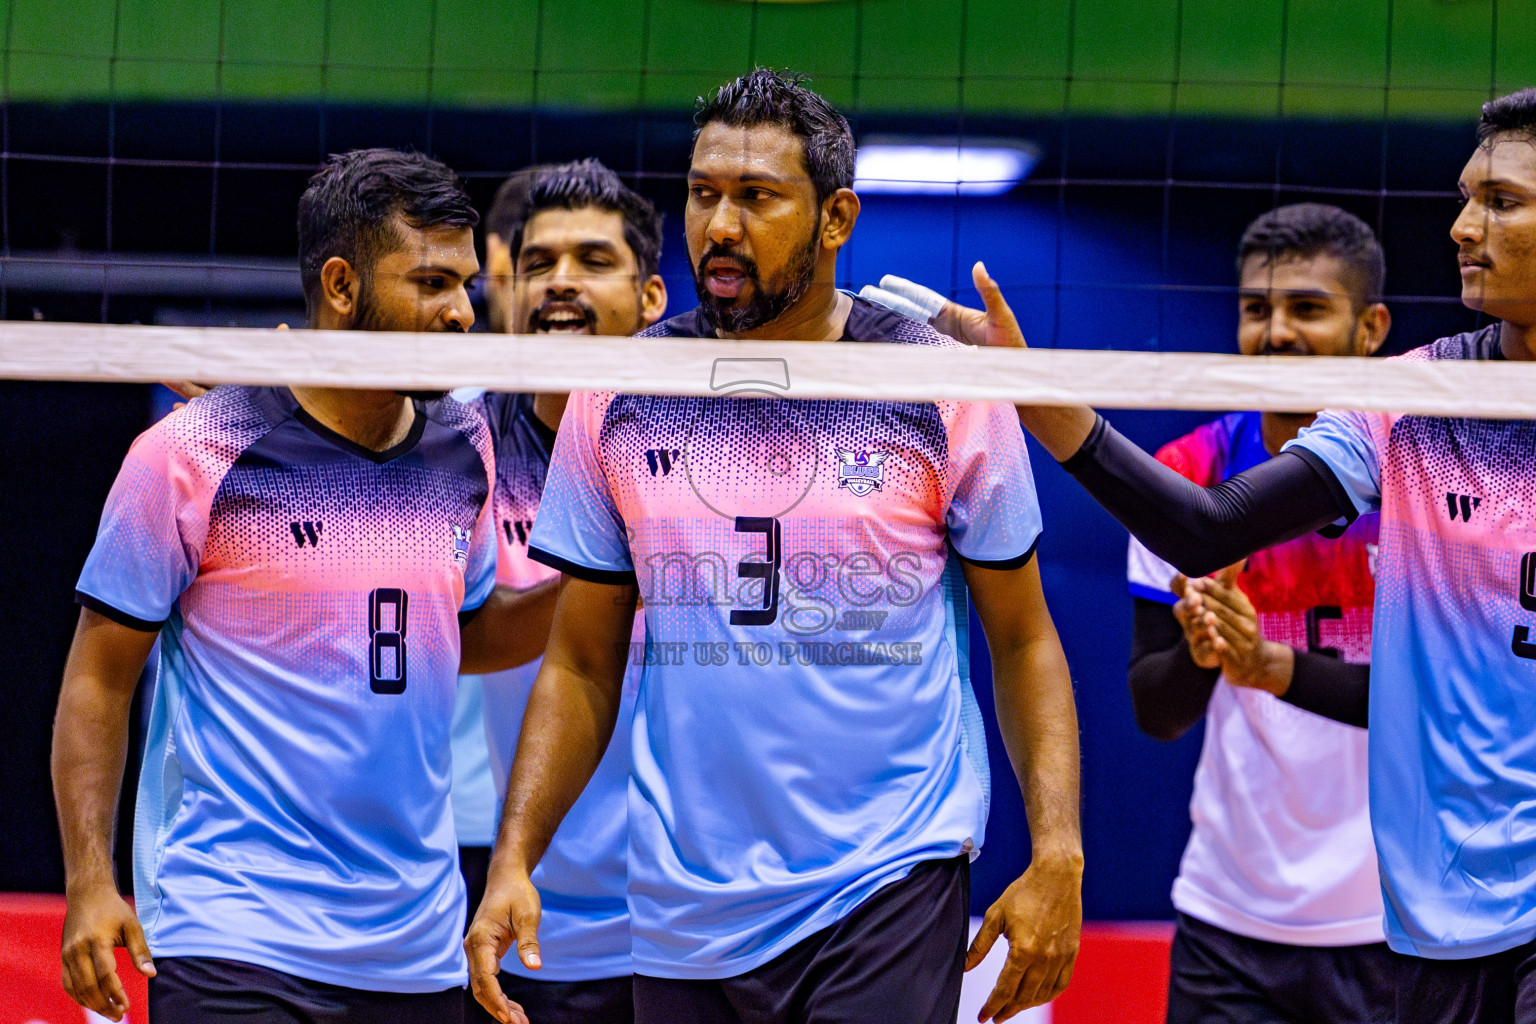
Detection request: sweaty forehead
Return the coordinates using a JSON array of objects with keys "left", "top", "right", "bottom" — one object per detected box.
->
[
  {"left": 690, "top": 122, "right": 811, "bottom": 184},
  {"left": 375, "top": 219, "right": 479, "bottom": 274},
  {"left": 1461, "top": 134, "right": 1536, "bottom": 188}
]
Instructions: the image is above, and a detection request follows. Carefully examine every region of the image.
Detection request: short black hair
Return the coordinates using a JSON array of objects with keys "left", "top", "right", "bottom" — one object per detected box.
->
[
  {"left": 513, "top": 159, "right": 664, "bottom": 279},
  {"left": 694, "top": 68, "right": 854, "bottom": 204},
  {"left": 296, "top": 148, "right": 478, "bottom": 316},
  {"left": 1237, "top": 203, "right": 1386, "bottom": 306},
  {"left": 1478, "top": 87, "right": 1536, "bottom": 145},
  {"left": 484, "top": 164, "right": 551, "bottom": 245}
]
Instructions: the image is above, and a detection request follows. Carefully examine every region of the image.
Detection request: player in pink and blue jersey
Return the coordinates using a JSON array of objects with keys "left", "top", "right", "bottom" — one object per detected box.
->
[
  {"left": 52, "top": 149, "right": 555, "bottom": 1024},
  {"left": 464, "top": 158, "right": 668, "bottom": 1024},
  {"left": 467, "top": 70, "right": 1083, "bottom": 1024},
  {"left": 920, "top": 87, "right": 1536, "bottom": 1024}
]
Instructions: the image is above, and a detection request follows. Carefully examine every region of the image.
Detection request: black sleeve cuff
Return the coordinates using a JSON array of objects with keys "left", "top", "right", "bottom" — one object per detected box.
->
[
  {"left": 952, "top": 536, "right": 1039, "bottom": 571},
  {"left": 1059, "top": 414, "right": 1109, "bottom": 472},
  {"left": 76, "top": 591, "right": 165, "bottom": 632},
  {"left": 527, "top": 547, "right": 637, "bottom": 586},
  {"left": 1285, "top": 446, "right": 1360, "bottom": 536}
]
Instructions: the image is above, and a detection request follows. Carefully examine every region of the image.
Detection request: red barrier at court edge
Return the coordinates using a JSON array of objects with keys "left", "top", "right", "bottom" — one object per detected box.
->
[
  {"left": 2, "top": 893, "right": 149, "bottom": 1024},
  {"left": 2, "top": 893, "right": 1171, "bottom": 1023}
]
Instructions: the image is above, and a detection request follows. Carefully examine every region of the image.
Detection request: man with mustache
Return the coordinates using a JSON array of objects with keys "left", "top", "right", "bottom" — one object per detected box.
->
[
  {"left": 467, "top": 70, "right": 1083, "bottom": 1024},
  {"left": 869, "top": 204, "right": 1397, "bottom": 1022},
  {"left": 53, "top": 148, "right": 554, "bottom": 1024},
  {"left": 463, "top": 158, "right": 665, "bottom": 1024},
  {"left": 1124, "top": 204, "right": 1395, "bottom": 1023},
  {"left": 912, "top": 87, "right": 1536, "bottom": 1024}
]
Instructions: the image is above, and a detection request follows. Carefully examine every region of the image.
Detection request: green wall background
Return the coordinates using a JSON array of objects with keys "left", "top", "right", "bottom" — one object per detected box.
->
[{"left": 5, "top": 0, "right": 1532, "bottom": 119}]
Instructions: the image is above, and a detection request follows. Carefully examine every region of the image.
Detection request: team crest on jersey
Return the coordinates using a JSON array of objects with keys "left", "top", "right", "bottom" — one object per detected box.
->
[
  {"left": 450, "top": 525, "right": 472, "bottom": 569},
  {"left": 837, "top": 449, "right": 888, "bottom": 497}
]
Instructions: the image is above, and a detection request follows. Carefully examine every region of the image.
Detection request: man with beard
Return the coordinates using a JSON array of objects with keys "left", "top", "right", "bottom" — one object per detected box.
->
[
  {"left": 467, "top": 71, "right": 1083, "bottom": 1024},
  {"left": 463, "top": 158, "right": 665, "bottom": 1024},
  {"left": 53, "top": 148, "right": 555, "bottom": 1024}
]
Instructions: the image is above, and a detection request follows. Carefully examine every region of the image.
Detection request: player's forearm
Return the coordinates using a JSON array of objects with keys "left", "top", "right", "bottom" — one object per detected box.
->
[
  {"left": 993, "top": 637, "right": 1083, "bottom": 866},
  {"left": 1281, "top": 654, "right": 1370, "bottom": 728},
  {"left": 490, "top": 660, "right": 622, "bottom": 879},
  {"left": 51, "top": 674, "right": 135, "bottom": 896},
  {"left": 1127, "top": 598, "right": 1219, "bottom": 741},
  {"left": 459, "top": 579, "right": 559, "bottom": 674},
  {"left": 1062, "top": 416, "right": 1347, "bottom": 577}
]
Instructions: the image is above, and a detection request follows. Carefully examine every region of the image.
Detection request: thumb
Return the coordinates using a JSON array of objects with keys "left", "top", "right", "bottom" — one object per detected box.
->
[
  {"left": 276, "top": 322, "right": 290, "bottom": 330},
  {"left": 123, "top": 920, "right": 155, "bottom": 977},
  {"left": 966, "top": 909, "right": 1003, "bottom": 971},
  {"left": 511, "top": 898, "right": 542, "bottom": 971},
  {"left": 1215, "top": 562, "right": 1244, "bottom": 588},
  {"left": 1170, "top": 573, "right": 1188, "bottom": 598},
  {"left": 970, "top": 261, "right": 1026, "bottom": 348}
]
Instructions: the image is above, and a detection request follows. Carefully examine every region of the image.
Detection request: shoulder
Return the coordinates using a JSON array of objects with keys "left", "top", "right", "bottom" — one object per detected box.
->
[
  {"left": 843, "top": 295, "right": 958, "bottom": 348},
  {"left": 425, "top": 393, "right": 496, "bottom": 472},
  {"left": 1393, "top": 323, "right": 1502, "bottom": 363},
  {"left": 139, "top": 385, "right": 282, "bottom": 469},
  {"left": 638, "top": 308, "right": 710, "bottom": 339}
]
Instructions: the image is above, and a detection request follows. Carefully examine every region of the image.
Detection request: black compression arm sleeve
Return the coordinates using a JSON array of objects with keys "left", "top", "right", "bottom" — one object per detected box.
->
[
  {"left": 1060, "top": 416, "right": 1358, "bottom": 578},
  {"left": 1282, "top": 653, "right": 1370, "bottom": 728},
  {"left": 1127, "top": 597, "right": 1219, "bottom": 742}
]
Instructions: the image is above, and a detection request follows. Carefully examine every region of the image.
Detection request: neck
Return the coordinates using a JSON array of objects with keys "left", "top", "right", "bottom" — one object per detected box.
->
[
  {"left": 1499, "top": 319, "right": 1536, "bottom": 361},
  {"left": 289, "top": 387, "right": 416, "bottom": 451},
  {"left": 532, "top": 392, "right": 568, "bottom": 432},
  {"left": 1260, "top": 411, "right": 1316, "bottom": 457},
  {"left": 716, "top": 276, "right": 850, "bottom": 343}
]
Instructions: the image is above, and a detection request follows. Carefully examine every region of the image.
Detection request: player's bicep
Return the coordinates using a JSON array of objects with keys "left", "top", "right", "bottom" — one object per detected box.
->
[
  {"left": 962, "top": 556, "right": 1059, "bottom": 656},
  {"left": 62, "top": 608, "right": 160, "bottom": 697},
  {"left": 543, "top": 575, "right": 639, "bottom": 692}
]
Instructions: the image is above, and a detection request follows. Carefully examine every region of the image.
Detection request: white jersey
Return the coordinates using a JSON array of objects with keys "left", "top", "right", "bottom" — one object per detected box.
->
[{"left": 1128, "top": 412, "right": 1383, "bottom": 947}]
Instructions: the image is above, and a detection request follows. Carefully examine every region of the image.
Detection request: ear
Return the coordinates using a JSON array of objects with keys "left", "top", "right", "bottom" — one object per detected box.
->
[
  {"left": 818, "top": 187, "right": 861, "bottom": 252},
  {"left": 1355, "top": 301, "right": 1391, "bottom": 356},
  {"left": 639, "top": 274, "right": 668, "bottom": 327},
  {"left": 319, "top": 256, "right": 359, "bottom": 321},
  {"left": 484, "top": 233, "right": 514, "bottom": 279}
]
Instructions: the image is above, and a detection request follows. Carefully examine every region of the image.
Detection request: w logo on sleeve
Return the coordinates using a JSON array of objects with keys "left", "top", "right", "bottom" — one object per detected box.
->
[
  {"left": 290, "top": 522, "right": 322, "bottom": 547},
  {"left": 1447, "top": 493, "right": 1483, "bottom": 522}
]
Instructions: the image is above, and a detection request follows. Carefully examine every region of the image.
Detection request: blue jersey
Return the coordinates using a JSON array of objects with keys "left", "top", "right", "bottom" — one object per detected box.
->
[
  {"left": 1287, "top": 326, "right": 1536, "bottom": 959},
  {"left": 76, "top": 386, "right": 497, "bottom": 991},
  {"left": 528, "top": 299, "right": 1040, "bottom": 979},
  {"left": 474, "top": 392, "right": 638, "bottom": 981}
]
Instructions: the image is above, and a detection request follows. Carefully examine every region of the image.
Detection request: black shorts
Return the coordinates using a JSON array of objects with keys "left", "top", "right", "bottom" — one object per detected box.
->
[
  {"left": 1166, "top": 913, "right": 1396, "bottom": 1024},
  {"left": 1394, "top": 936, "right": 1536, "bottom": 1024},
  {"left": 459, "top": 845, "right": 498, "bottom": 1024},
  {"left": 499, "top": 972, "right": 635, "bottom": 1024},
  {"left": 150, "top": 956, "right": 464, "bottom": 1024},
  {"left": 633, "top": 855, "right": 969, "bottom": 1024}
]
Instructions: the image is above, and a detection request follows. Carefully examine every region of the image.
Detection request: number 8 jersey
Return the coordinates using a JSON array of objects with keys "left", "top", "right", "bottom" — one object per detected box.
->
[
  {"left": 527, "top": 298, "right": 1043, "bottom": 979},
  {"left": 74, "top": 385, "right": 497, "bottom": 992}
]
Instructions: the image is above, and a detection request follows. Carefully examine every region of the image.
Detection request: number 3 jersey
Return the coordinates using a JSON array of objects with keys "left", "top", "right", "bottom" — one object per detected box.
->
[
  {"left": 1286, "top": 325, "right": 1536, "bottom": 960},
  {"left": 74, "top": 385, "right": 497, "bottom": 992},
  {"left": 1127, "top": 410, "right": 1383, "bottom": 947},
  {"left": 527, "top": 298, "right": 1043, "bottom": 980}
]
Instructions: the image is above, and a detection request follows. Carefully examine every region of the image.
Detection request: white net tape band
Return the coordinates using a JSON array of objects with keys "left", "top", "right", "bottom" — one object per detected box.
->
[{"left": 2, "top": 320, "right": 1530, "bottom": 419}]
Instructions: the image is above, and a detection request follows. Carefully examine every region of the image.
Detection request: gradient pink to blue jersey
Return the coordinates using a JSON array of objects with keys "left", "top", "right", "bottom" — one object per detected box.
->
[
  {"left": 1288, "top": 325, "right": 1536, "bottom": 959},
  {"left": 76, "top": 386, "right": 497, "bottom": 991},
  {"left": 528, "top": 300, "right": 1041, "bottom": 979}
]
